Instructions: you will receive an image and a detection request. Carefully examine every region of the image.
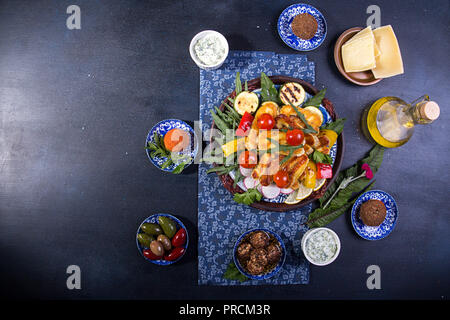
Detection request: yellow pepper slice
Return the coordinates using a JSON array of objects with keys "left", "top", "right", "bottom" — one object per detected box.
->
[
  {"left": 221, "top": 138, "right": 245, "bottom": 158},
  {"left": 303, "top": 161, "right": 317, "bottom": 189},
  {"left": 321, "top": 129, "right": 338, "bottom": 147}
]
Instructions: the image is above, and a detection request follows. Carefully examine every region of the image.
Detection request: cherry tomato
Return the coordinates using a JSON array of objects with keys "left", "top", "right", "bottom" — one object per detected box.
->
[
  {"left": 164, "top": 247, "right": 186, "bottom": 261},
  {"left": 273, "top": 170, "right": 290, "bottom": 188},
  {"left": 238, "top": 150, "right": 258, "bottom": 169},
  {"left": 257, "top": 113, "right": 275, "bottom": 130},
  {"left": 142, "top": 249, "right": 161, "bottom": 260},
  {"left": 286, "top": 129, "right": 305, "bottom": 146},
  {"left": 171, "top": 228, "right": 187, "bottom": 247}
]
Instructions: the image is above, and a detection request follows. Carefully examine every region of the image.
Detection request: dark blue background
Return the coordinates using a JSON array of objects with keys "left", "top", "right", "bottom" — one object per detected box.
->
[{"left": 1, "top": 0, "right": 449, "bottom": 299}]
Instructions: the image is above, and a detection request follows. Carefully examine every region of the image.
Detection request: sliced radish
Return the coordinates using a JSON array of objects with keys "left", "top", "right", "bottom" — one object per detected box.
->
[
  {"left": 280, "top": 188, "right": 294, "bottom": 194},
  {"left": 239, "top": 166, "right": 253, "bottom": 177},
  {"left": 237, "top": 181, "right": 247, "bottom": 191},
  {"left": 261, "top": 184, "right": 281, "bottom": 199},
  {"left": 257, "top": 184, "right": 263, "bottom": 193},
  {"left": 244, "top": 177, "right": 257, "bottom": 189}
]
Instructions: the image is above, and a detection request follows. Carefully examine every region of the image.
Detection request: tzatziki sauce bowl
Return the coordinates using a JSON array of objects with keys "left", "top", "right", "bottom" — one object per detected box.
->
[
  {"left": 301, "top": 227, "right": 341, "bottom": 266},
  {"left": 189, "top": 30, "right": 229, "bottom": 70}
]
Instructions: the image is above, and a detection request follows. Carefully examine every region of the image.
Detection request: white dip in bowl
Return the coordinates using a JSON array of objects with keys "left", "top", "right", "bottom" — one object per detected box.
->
[
  {"left": 301, "top": 227, "right": 341, "bottom": 266},
  {"left": 189, "top": 30, "right": 228, "bottom": 70}
]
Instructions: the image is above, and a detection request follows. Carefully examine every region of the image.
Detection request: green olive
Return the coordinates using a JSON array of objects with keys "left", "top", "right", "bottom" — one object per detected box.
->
[
  {"left": 150, "top": 240, "right": 164, "bottom": 257},
  {"left": 157, "top": 234, "right": 172, "bottom": 251},
  {"left": 137, "top": 233, "right": 154, "bottom": 248},
  {"left": 158, "top": 216, "right": 177, "bottom": 238},
  {"left": 141, "top": 223, "right": 163, "bottom": 236}
]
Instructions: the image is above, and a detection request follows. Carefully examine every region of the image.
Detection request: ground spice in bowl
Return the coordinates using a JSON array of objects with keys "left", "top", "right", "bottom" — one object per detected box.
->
[{"left": 291, "top": 13, "right": 318, "bottom": 40}]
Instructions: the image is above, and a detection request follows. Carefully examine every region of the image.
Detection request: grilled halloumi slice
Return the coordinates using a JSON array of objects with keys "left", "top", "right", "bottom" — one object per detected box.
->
[
  {"left": 280, "top": 154, "right": 309, "bottom": 189},
  {"left": 305, "top": 132, "right": 331, "bottom": 155},
  {"left": 275, "top": 114, "right": 306, "bottom": 130},
  {"left": 251, "top": 153, "right": 280, "bottom": 184},
  {"left": 245, "top": 128, "right": 259, "bottom": 151},
  {"left": 257, "top": 130, "right": 286, "bottom": 151}
]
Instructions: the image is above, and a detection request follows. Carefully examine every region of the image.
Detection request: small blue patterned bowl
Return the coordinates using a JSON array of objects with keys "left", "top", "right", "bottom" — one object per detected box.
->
[
  {"left": 277, "top": 3, "right": 327, "bottom": 51},
  {"left": 136, "top": 213, "right": 189, "bottom": 265},
  {"left": 233, "top": 228, "right": 286, "bottom": 280},
  {"left": 351, "top": 190, "right": 399, "bottom": 241},
  {"left": 146, "top": 119, "right": 198, "bottom": 172}
]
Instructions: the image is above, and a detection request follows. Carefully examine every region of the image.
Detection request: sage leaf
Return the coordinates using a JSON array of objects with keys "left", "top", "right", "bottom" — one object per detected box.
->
[
  {"left": 223, "top": 261, "right": 248, "bottom": 282},
  {"left": 304, "top": 88, "right": 326, "bottom": 108}
]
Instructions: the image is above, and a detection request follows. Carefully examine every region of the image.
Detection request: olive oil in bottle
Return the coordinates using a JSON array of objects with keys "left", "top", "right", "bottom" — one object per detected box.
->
[{"left": 361, "top": 95, "right": 440, "bottom": 148}]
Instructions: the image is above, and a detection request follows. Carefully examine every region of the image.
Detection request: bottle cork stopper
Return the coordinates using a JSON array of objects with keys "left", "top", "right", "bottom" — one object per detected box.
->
[{"left": 420, "top": 101, "right": 440, "bottom": 121}]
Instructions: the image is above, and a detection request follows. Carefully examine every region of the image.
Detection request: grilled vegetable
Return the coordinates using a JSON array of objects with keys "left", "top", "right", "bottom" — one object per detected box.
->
[
  {"left": 316, "top": 163, "right": 333, "bottom": 179},
  {"left": 303, "top": 161, "right": 317, "bottom": 189},
  {"left": 236, "top": 112, "right": 254, "bottom": 136},
  {"left": 234, "top": 91, "right": 259, "bottom": 115},
  {"left": 252, "top": 101, "right": 279, "bottom": 129},
  {"left": 279, "top": 82, "right": 306, "bottom": 107},
  {"left": 221, "top": 138, "right": 245, "bottom": 158}
]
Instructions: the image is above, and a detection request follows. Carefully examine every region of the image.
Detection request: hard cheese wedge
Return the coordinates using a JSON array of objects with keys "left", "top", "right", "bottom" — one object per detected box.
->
[
  {"left": 341, "top": 32, "right": 376, "bottom": 72},
  {"left": 371, "top": 25, "right": 404, "bottom": 79},
  {"left": 346, "top": 26, "right": 372, "bottom": 44},
  {"left": 346, "top": 26, "right": 381, "bottom": 58}
]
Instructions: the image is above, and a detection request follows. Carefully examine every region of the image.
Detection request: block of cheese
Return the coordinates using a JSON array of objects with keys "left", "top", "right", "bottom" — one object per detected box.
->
[
  {"left": 371, "top": 25, "right": 404, "bottom": 78},
  {"left": 341, "top": 33, "right": 376, "bottom": 72},
  {"left": 346, "top": 26, "right": 381, "bottom": 58},
  {"left": 346, "top": 26, "right": 372, "bottom": 44},
  {"left": 373, "top": 41, "right": 381, "bottom": 58}
]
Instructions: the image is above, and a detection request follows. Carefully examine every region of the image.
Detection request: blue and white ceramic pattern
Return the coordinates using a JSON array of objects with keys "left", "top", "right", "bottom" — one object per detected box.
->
[
  {"left": 136, "top": 213, "right": 189, "bottom": 265},
  {"left": 198, "top": 51, "right": 313, "bottom": 286},
  {"left": 146, "top": 119, "right": 198, "bottom": 172},
  {"left": 233, "top": 229, "right": 286, "bottom": 280},
  {"left": 351, "top": 190, "right": 398, "bottom": 241},
  {"left": 278, "top": 3, "right": 327, "bottom": 51}
]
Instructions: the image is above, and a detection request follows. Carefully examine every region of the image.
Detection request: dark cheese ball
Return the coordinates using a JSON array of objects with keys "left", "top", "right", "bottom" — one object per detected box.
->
[
  {"left": 249, "top": 248, "right": 268, "bottom": 267},
  {"left": 266, "top": 243, "right": 282, "bottom": 264},
  {"left": 249, "top": 231, "right": 269, "bottom": 249},
  {"left": 246, "top": 260, "right": 265, "bottom": 275},
  {"left": 360, "top": 199, "right": 387, "bottom": 226},
  {"left": 236, "top": 242, "right": 252, "bottom": 261}
]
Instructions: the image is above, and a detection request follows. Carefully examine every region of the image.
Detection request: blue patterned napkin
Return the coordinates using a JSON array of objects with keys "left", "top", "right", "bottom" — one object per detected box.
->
[{"left": 198, "top": 51, "right": 314, "bottom": 285}]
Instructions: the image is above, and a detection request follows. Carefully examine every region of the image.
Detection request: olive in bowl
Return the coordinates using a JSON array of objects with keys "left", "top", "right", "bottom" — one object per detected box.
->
[
  {"left": 233, "top": 229, "right": 286, "bottom": 280},
  {"left": 136, "top": 213, "right": 188, "bottom": 265}
]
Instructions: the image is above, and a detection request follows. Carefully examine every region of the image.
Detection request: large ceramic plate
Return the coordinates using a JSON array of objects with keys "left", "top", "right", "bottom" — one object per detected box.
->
[{"left": 210, "top": 75, "right": 345, "bottom": 212}]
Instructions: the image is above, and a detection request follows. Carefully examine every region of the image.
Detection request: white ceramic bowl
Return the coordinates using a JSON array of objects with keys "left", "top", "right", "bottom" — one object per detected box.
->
[
  {"left": 301, "top": 227, "right": 341, "bottom": 266},
  {"left": 189, "top": 30, "right": 229, "bottom": 71}
]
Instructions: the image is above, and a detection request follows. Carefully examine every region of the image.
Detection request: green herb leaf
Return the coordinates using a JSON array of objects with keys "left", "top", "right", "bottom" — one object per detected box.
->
[
  {"left": 161, "top": 158, "right": 173, "bottom": 169},
  {"left": 319, "top": 145, "right": 385, "bottom": 208},
  {"left": 233, "top": 188, "right": 263, "bottom": 205},
  {"left": 206, "top": 164, "right": 238, "bottom": 175},
  {"left": 287, "top": 100, "right": 317, "bottom": 134},
  {"left": 233, "top": 166, "right": 244, "bottom": 188},
  {"left": 172, "top": 162, "right": 186, "bottom": 174},
  {"left": 260, "top": 72, "right": 281, "bottom": 104},
  {"left": 322, "top": 118, "right": 347, "bottom": 135},
  {"left": 306, "top": 181, "right": 375, "bottom": 228},
  {"left": 311, "top": 150, "right": 333, "bottom": 164},
  {"left": 304, "top": 89, "right": 326, "bottom": 108},
  {"left": 210, "top": 109, "right": 231, "bottom": 135},
  {"left": 235, "top": 72, "right": 242, "bottom": 95},
  {"left": 244, "top": 80, "right": 248, "bottom": 91},
  {"left": 223, "top": 261, "right": 248, "bottom": 282}
]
